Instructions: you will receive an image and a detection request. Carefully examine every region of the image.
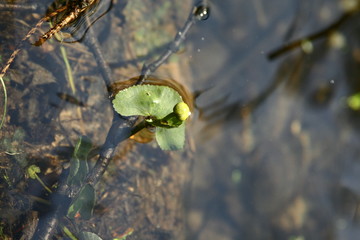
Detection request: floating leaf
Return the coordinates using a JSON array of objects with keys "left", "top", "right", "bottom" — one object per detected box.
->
[
  {"left": 156, "top": 124, "right": 185, "bottom": 150},
  {"left": 112, "top": 85, "right": 182, "bottom": 118},
  {"left": 67, "top": 184, "right": 95, "bottom": 220},
  {"left": 113, "top": 85, "right": 190, "bottom": 151}
]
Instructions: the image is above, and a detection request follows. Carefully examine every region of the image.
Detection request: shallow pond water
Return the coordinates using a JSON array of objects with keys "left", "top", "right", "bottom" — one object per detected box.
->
[
  {"left": 187, "top": 0, "right": 360, "bottom": 239},
  {"left": 1, "top": 0, "right": 360, "bottom": 239}
]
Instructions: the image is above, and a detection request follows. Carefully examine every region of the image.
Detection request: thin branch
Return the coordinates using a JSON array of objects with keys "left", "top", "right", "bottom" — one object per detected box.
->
[
  {"left": 83, "top": 13, "right": 114, "bottom": 90},
  {"left": 136, "top": 2, "right": 210, "bottom": 85},
  {"left": 268, "top": 10, "right": 354, "bottom": 60}
]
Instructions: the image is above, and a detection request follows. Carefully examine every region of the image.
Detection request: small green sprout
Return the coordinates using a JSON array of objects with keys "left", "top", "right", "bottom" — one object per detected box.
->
[
  {"left": 27, "top": 165, "right": 52, "bottom": 193},
  {"left": 112, "top": 85, "right": 191, "bottom": 150},
  {"left": 3, "top": 171, "right": 12, "bottom": 187}
]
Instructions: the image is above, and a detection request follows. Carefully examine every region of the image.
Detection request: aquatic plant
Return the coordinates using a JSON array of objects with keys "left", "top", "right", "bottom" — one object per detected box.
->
[
  {"left": 0, "top": 0, "right": 210, "bottom": 238},
  {"left": 66, "top": 137, "right": 95, "bottom": 220},
  {"left": 112, "top": 85, "right": 191, "bottom": 150},
  {"left": 27, "top": 165, "right": 52, "bottom": 193}
]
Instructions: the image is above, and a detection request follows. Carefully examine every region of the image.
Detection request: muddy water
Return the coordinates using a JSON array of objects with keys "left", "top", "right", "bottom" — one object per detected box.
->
[{"left": 1, "top": 0, "right": 360, "bottom": 239}]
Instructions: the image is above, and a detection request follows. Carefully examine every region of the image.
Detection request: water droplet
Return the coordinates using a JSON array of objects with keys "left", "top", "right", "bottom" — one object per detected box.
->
[
  {"left": 194, "top": 5, "right": 210, "bottom": 21},
  {"left": 330, "top": 79, "right": 335, "bottom": 84},
  {"left": 201, "top": 37, "right": 205, "bottom": 41},
  {"left": 197, "top": 49, "right": 201, "bottom": 52}
]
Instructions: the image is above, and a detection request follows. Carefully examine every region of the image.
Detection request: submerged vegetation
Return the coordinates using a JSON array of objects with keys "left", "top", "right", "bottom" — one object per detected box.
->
[{"left": 0, "top": 0, "right": 209, "bottom": 239}]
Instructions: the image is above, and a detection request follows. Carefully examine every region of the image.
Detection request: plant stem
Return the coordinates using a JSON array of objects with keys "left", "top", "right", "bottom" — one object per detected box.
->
[
  {"left": 35, "top": 174, "right": 52, "bottom": 193},
  {"left": 83, "top": 14, "right": 114, "bottom": 92},
  {"left": 268, "top": 10, "right": 354, "bottom": 59},
  {"left": 60, "top": 46, "right": 76, "bottom": 94},
  {"left": 63, "top": 226, "right": 78, "bottom": 240},
  {"left": 136, "top": 2, "right": 210, "bottom": 85}
]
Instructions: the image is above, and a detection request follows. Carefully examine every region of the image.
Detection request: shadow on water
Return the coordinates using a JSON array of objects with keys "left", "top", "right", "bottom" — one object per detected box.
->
[
  {"left": 3, "top": 0, "right": 360, "bottom": 239},
  {"left": 187, "top": 0, "right": 360, "bottom": 240}
]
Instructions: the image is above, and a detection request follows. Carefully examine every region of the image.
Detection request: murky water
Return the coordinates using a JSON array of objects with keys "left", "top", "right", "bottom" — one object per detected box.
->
[{"left": 1, "top": 0, "right": 360, "bottom": 239}]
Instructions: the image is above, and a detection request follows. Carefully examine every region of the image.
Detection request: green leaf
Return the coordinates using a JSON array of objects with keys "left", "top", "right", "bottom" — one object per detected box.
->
[
  {"left": 112, "top": 85, "right": 182, "bottom": 118},
  {"left": 67, "top": 136, "right": 92, "bottom": 186},
  {"left": 113, "top": 85, "right": 189, "bottom": 150},
  {"left": 156, "top": 124, "right": 185, "bottom": 150},
  {"left": 27, "top": 165, "right": 40, "bottom": 179},
  {"left": 78, "top": 232, "right": 103, "bottom": 240},
  {"left": 150, "top": 112, "right": 183, "bottom": 128},
  {"left": 67, "top": 184, "right": 96, "bottom": 220}
]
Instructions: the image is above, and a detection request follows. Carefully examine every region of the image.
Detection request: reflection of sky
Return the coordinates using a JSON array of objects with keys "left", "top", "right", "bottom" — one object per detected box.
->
[{"left": 186, "top": 1, "right": 360, "bottom": 239}]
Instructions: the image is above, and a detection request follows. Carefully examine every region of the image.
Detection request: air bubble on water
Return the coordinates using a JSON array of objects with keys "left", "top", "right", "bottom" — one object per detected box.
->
[
  {"left": 201, "top": 37, "right": 205, "bottom": 41},
  {"left": 330, "top": 79, "right": 335, "bottom": 84},
  {"left": 197, "top": 49, "right": 201, "bottom": 52},
  {"left": 194, "top": 5, "right": 210, "bottom": 21}
]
